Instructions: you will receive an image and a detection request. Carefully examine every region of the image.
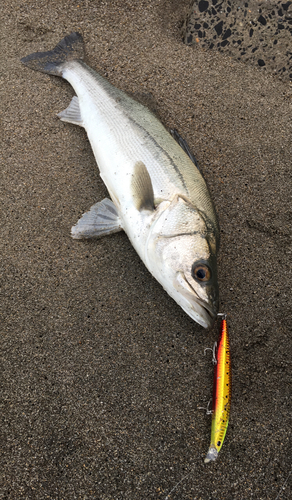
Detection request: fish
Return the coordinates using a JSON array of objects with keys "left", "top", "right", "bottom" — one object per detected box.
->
[
  {"left": 21, "top": 32, "right": 219, "bottom": 329},
  {"left": 205, "top": 314, "right": 231, "bottom": 462}
]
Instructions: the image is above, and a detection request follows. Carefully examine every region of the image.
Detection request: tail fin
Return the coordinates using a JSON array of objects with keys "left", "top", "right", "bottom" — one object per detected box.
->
[{"left": 21, "top": 32, "right": 84, "bottom": 76}]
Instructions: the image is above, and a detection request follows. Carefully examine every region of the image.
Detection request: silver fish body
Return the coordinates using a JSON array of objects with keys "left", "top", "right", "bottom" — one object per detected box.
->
[{"left": 21, "top": 33, "right": 219, "bottom": 328}]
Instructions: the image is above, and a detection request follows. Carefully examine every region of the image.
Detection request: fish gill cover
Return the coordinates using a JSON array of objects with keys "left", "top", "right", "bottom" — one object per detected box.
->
[{"left": 182, "top": 0, "right": 292, "bottom": 81}]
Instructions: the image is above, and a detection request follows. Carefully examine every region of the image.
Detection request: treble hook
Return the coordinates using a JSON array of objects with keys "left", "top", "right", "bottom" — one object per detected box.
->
[
  {"left": 198, "top": 399, "right": 213, "bottom": 415},
  {"left": 204, "top": 342, "right": 217, "bottom": 365}
]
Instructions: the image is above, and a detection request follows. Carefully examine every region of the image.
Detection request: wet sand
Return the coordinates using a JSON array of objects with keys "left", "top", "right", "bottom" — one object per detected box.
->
[{"left": 1, "top": 1, "right": 291, "bottom": 498}]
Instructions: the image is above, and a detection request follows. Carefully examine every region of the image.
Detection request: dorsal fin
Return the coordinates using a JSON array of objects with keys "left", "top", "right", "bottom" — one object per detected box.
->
[{"left": 170, "top": 128, "right": 201, "bottom": 172}]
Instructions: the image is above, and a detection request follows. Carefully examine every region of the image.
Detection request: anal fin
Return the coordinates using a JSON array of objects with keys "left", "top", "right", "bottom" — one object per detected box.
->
[
  {"left": 58, "top": 96, "right": 84, "bottom": 127},
  {"left": 71, "top": 198, "right": 123, "bottom": 239}
]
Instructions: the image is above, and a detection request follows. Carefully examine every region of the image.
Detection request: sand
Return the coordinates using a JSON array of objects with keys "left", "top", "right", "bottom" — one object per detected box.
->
[{"left": 1, "top": 0, "right": 291, "bottom": 498}]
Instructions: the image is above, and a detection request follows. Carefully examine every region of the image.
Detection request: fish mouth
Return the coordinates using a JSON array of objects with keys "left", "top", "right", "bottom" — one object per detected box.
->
[
  {"left": 188, "top": 298, "right": 216, "bottom": 329},
  {"left": 176, "top": 272, "right": 217, "bottom": 329}
]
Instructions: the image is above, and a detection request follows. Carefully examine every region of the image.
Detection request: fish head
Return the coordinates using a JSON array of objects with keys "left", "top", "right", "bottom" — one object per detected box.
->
[{"left": 147, "top": 195, "right": 219, "bottom": 328}]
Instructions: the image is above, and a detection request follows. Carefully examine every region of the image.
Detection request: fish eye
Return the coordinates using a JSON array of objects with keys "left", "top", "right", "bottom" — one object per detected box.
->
[{"left": 192, "top": 263, "right": 211, "bottom": 282}]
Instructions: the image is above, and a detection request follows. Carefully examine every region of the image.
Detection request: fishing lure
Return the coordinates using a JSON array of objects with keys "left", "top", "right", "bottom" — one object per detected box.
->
[{"left": 204, "top": 313, "right": 231, "bottom": 463}]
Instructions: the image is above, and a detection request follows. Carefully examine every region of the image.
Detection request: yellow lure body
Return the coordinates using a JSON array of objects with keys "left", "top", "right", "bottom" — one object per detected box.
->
[{"left": 205, "top": 315, "right": 231, "bottom": 463}]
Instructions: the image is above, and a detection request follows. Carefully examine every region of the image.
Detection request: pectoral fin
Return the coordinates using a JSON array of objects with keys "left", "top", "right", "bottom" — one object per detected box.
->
[
  {"left": 71, "top": 198, "right": 123, "bottom": 239},
  {"left": 58, "top": 96, "right": 84, "bottom": 127},
  {"left": 130, "top": 161, "right": 155, "bottom": 212}
]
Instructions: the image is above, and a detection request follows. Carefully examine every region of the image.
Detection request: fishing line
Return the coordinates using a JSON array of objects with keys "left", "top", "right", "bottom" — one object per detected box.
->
[
  {"left": 275, "top": 470, "right": 291, "bottom": 500},
  {"left": 164, "top": 464, "right": 197, "bottom": 500}
]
